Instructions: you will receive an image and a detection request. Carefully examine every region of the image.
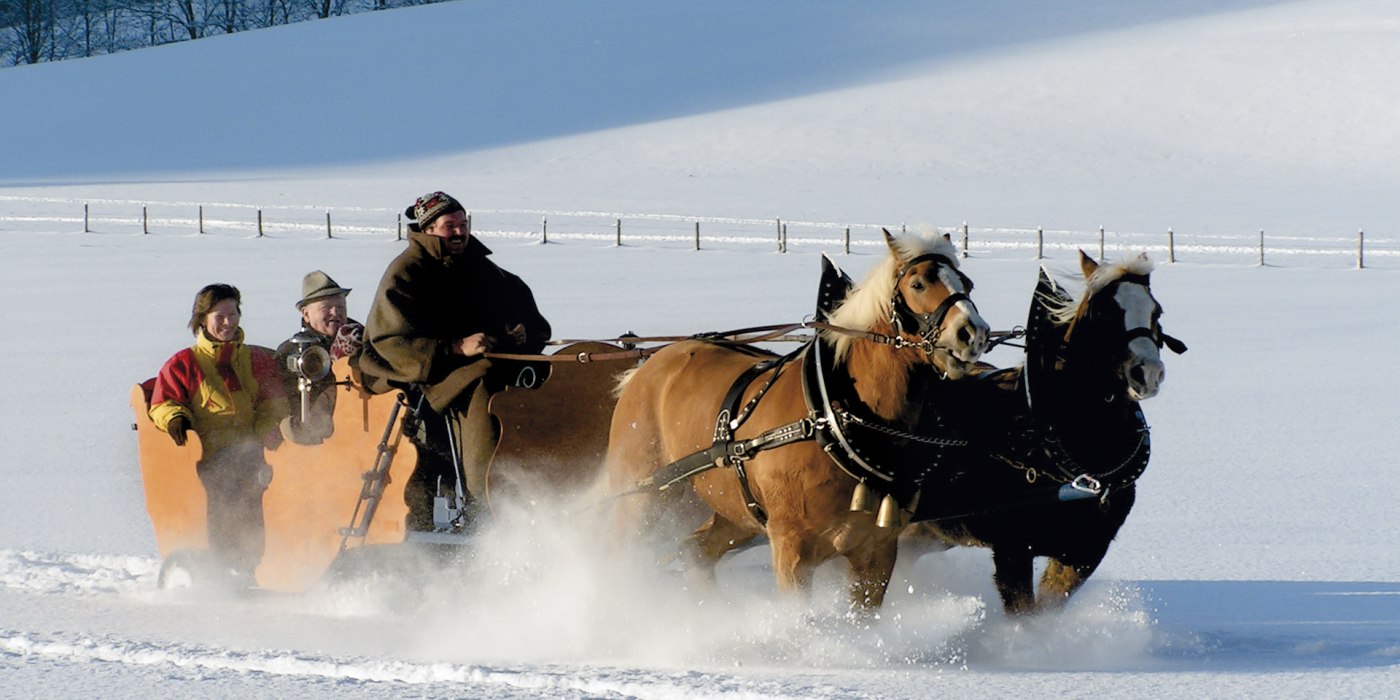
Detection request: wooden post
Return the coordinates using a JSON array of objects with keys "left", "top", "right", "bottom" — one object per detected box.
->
[
  {"left": 1358, "top": 229, "right": 1365, "bottom": 269},
  {"left": 694, "top": 221, "right": 700, "bottom": 251},
  {"left": 615, "top": 218, "right": 621, "bottom": 246},
  {"left": 1036, "top": 226, "right": 1043, "bottom": 260},
  {"left": 542, "top": 217, "right": 548, "bottom": 244},
  {"left": 844, "top": 226, "right": 850, "bottom": 255},
  {"left": 143, "top": 206, "right": 148, "bottom": 235},
  {"left": 326, "top": 212, "right": 332, "bottom": 239},
  {"left": 1099, "top": 225, "right": 1105, "bottom": 260},
  {"left": 1258, "top": 229, "right": 1265, "bottom": 266},
  {"left": 83, "top": 204, "right": 89, "bottom": 233},
  {"left": 258, "top": 209, "right": 264, "bottom": 238},
  {"left": 781, "top": 223, "right": 788, "bottom": 253},
  {"left": 198, "top": 206, "right": 204, "bottom": 234},
  {"left": 1168, "top": 227, "right": 1175, "bottom": 263},
  {"left": 776, "top": 218, "right": 782, "bottom": 252},
  {"left": 961, "top": 222, "right": 969, "bottom": 258},
  {"left": 396, "top": 212, "right": 402, "bottom": 240}
]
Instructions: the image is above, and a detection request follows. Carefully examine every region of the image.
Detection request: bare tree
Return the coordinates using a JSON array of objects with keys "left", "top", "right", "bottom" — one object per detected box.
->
[{"left": 6, "top": 0, "right": 58, "bottom": 64}]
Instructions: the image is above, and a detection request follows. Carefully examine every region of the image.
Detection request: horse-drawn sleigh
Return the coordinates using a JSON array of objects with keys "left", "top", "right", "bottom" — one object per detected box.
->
[{"left": 132, "top": 229, "right": 1183, "bottom": 614}]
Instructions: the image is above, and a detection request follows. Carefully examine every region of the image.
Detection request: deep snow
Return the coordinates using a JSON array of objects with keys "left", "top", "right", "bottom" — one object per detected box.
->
[{"left": 2, "top": 1, "right": 1399, "bottom": 697}]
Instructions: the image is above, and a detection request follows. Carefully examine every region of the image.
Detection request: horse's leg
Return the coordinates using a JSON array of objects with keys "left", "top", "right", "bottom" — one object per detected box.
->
[
  {"left": 769, "top": 527, "right": 818, "bottom": 600},
  {"left": 845, "top": 536, "right": 898, "bottom": 610},
  {"left": 683, "top": 513, "right": 756, "bottom": 588},
  {"left": 1037, "top": 557, "right": 1098, "bottom": 610},
  {"left": 991, "top": 546, "right": 1037, "bottom": 614}
]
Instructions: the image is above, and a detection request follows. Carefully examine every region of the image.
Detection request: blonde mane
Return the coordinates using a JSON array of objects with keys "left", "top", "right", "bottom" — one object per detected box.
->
[
  {"left": 1043, "top": 253, "right": 1155, "bottom": 326},
  {"left": 824, "top": 230, "right": 960, "bottom": 361}
]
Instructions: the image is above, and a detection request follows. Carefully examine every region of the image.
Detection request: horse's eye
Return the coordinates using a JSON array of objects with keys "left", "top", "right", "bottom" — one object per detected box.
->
[{"left": 910, "top": 280, "right": 925, "bottom": 291}]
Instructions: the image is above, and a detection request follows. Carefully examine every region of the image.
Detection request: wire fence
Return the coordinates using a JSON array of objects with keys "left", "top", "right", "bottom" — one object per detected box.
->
[{"left": 1, "top": 195, "right": 1395, "bottom": 269}]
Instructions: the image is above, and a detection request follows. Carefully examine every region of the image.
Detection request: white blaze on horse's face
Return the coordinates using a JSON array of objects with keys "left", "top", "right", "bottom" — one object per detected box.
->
[
  {"left": 1114, "top": 281, "right": 1166, "bottom": 400},
  {"left": 934, "top": 265, "right": 990, "bottom": 364}
]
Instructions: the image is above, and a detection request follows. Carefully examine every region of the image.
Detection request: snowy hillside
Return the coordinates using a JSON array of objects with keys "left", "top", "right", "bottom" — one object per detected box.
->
[
  {"left": 2, "top": 0, "right": 1398, "bottom": 233},
  {"left": 2, "top": 1, "right": 1400, "bottom": 697}
]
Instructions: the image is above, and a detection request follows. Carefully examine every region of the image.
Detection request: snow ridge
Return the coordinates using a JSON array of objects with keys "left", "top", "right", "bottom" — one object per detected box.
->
[{"left": 0, "top": 550, "right": 158, "bottom": 597}]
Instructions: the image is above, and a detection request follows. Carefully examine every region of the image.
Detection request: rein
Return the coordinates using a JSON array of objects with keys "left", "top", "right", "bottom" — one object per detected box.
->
[{"left": 483, "top": 320, "right": 1020, "bottom": 365}]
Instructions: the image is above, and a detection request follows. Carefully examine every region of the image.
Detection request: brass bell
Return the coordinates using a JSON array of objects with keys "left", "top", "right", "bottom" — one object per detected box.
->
[
  {"left": 876, "top": 494, "right": 901, "bottom": 528},
  {"left": 849, "top": 481, "right": 875, "bottom": 513}
]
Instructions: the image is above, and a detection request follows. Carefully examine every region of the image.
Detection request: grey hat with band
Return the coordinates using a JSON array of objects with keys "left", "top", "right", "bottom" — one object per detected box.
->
[{"left": 297, "top": 270, "right": 352, "bottom": 308}]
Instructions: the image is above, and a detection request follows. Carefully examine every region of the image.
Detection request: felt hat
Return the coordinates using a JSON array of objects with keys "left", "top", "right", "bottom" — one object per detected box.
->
[{"left": 296, "top": 270, "right": 351, "bottom": 309}]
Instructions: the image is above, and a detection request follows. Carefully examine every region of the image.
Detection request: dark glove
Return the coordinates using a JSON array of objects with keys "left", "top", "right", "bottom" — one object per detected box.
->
[{"left": 167, "top": 416, "right": 190, "bottom": 446}]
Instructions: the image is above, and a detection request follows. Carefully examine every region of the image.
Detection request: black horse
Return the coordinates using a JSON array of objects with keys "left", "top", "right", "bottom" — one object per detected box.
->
[{"left": 907, "top": 251, "right": 1186, "bottom": 614}]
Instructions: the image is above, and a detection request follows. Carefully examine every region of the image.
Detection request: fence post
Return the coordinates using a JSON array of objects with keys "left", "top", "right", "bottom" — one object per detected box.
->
[
  {"left": 143, "top": 206, "right": 149, "bottom": 235},
  {"left": 1358, "top": 229, "right": 1365, "bottom": 269},
  {"left": 1099, "top": 225, "right": 1105, "bottom": 260},
  {"left": 781, "top": 223, "right": 788, "bottom": 253},
  {"left": 258, "top": 209, "right": 264, "bottom": 238},
  {"left": 844, "top": 226, "right": 851, "bottom": 255},
  {"left": 396, "top": 212, "right": 402, "bottom": 240},
  {"left": 615, "top": 218, "right": 621, "bottom": 246},
  {"left": 542, "top": 217, "right": 548, "bottom": 244},
  {"left": 961, "top": 222, "right": 969, "bottom": 258},
  {"left": 1258, "top": 229, "right": 1265, "bottom": 266},
  {"left": 1036, "top": 226, "right": 1043, "bottom": 260},
  {"left": 198, "top": 206, "right": 204, "bottom": 234},
  {"left": 83, "top": 204, "right": 89, "bottom": 233},
  {"left": 694, "top": 221, "right": 700, "bottom": 251},
  {"left": 776, "top": 218, "right": 782, "bottom": 252},
  {"left": 326, "top": 212, "right": 332, "bottom": 239},
  {"left": 1167, "top": 227, "right": 1175, "bottom": 263}
]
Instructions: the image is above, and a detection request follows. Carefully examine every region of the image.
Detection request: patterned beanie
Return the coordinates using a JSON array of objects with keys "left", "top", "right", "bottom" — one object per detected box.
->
[{"left": 405, "top": 191, "right": 465, "bottom": 232}]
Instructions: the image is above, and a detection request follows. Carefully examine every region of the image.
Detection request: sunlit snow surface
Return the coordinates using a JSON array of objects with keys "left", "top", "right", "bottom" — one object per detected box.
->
[{"left": 3, "top": 0, "right": 1400, "bottom": 697}]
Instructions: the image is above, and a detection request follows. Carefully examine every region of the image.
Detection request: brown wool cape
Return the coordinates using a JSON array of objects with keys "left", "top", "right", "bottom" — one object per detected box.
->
[{"left": 358, "top": 233, "right": 551, "bottom": 412}]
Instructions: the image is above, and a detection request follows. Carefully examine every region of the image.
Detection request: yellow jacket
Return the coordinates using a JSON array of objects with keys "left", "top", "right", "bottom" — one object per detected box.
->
[{"left": 149, "top": 328, "right": 289, "bottom": 453}]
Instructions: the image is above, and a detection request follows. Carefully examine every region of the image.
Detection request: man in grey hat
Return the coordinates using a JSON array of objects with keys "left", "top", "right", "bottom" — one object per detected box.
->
[{"left": 275, "top": 270, "right": 365, "bottom": 444}]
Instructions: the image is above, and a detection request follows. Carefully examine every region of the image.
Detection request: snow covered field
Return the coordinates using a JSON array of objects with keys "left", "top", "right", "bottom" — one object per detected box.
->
[{"left": 2, "top": 1, "right": 1399, "bottom": 697}]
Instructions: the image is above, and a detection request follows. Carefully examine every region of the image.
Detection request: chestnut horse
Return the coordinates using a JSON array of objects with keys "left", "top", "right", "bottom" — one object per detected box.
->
[
  {"left": 606, "top": 230, "right": 989, "bottom": 608},
  {"left": 906, "top": 251, "right": 1186, "bottom": 614}
]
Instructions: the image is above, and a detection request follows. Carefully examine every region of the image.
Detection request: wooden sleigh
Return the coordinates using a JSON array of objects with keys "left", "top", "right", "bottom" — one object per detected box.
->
[{"left": 131, "top": 342, "right": 634, "bottom": 592}]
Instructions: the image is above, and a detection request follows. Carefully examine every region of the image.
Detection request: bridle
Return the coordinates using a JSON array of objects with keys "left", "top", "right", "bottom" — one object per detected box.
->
[
  {"left": 1097, "top": 274, "right": 1187, "bottom": 358},
  {"left": 888, "top": 253, "right": 979, "bottom": 356},
  {"left": 1073, "top": 274, "right": 1187, "bottom": 358}
]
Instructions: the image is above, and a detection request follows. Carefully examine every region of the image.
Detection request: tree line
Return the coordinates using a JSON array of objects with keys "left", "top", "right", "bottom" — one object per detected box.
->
[{"left": 0, "top": 0, "right": 448, "bottom": 65}]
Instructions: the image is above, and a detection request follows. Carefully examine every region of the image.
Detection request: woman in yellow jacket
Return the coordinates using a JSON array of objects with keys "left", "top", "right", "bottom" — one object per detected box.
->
[{"left": 149, "top": 284, "right": 289, "bottom": 583}]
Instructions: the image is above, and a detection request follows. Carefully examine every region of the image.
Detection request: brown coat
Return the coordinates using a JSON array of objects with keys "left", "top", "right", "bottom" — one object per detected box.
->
[{"left": 358, "top": 233, "right": 551, "bottom": 411}]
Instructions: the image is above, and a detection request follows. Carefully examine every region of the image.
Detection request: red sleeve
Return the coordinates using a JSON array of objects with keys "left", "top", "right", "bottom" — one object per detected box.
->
[
  {"left": 250, "top": 347, "right": 288, "bottom": 400},
  {"left": 150, "top": 349, "right": 199, "bottom": 407}
]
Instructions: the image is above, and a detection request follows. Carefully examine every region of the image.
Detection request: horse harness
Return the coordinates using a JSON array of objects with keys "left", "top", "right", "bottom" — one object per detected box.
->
[
  {"left": 636, "top": 337, "right": 969, "bottom": 527},
  {"left": 983, "top": 269, "right": 1185, "bottom": 508}
]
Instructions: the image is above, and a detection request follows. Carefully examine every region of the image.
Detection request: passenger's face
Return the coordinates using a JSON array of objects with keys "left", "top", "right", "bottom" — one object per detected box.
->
[
  {"left": 204, "top": 298, "right": 241, "bottom": 342},
  {"left": 301, "top": 294, "right": 347, "bottom": 337},
  {"left": 425, "top": 211, "right": 470, "bottom": 255}
]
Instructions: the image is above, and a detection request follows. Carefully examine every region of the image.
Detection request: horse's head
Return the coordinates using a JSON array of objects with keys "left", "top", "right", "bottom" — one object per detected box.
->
[
  {"left": 1058, "top": 251, "right": 1186, "bottom": 401},
  {"left": 827, "top": 229, "right": 989, "bottom": 379}
]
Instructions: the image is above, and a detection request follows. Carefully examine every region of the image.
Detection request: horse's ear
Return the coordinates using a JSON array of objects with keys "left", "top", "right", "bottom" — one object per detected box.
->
[
  {"left": 942, "top": 232, "right": 952, "bottom": 242},
  {"left": 882, "top": 228, "right": 899, "bottom": 256},
  {"left": 1079, "top": 249, "right": 1099, "bottom": 279}
]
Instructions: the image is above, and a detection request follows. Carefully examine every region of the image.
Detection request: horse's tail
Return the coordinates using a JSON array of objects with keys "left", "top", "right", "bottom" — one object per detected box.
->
[{"left": 612, "top": 366, "right": 643, "bottom": 398}]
